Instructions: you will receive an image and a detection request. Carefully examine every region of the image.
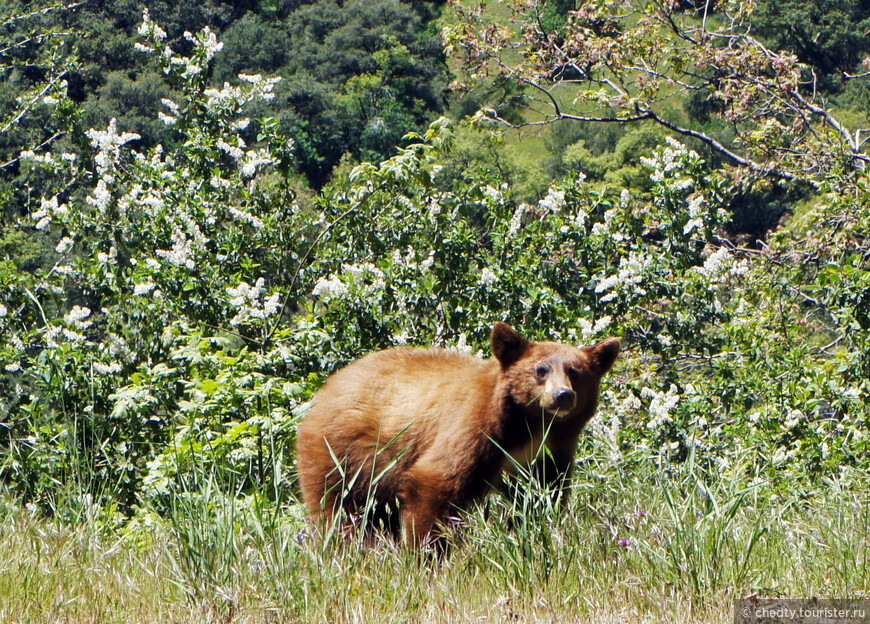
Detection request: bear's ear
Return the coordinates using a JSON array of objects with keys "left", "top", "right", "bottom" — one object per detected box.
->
[
  {"left": 491, "top": 322, "right": 530, "bottom": 368},
  {"left": 585, "top": 337, "right": 620, "bottom": 375}
]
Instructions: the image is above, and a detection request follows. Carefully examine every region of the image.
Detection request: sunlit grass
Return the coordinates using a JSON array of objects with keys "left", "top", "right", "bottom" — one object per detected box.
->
[{"left": 2, "top": 447, "right": 867, "bottom": 623}]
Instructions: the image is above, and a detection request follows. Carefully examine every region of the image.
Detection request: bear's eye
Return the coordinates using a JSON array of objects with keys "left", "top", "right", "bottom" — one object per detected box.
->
[
  {"left": 535, "top": 364, "right": 550, "bottom": 379},
  {"left": 568, "top": 367, "right": 581, "bottom": 381}
]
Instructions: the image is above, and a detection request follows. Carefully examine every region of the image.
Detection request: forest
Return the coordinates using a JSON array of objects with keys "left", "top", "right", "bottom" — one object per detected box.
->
[{"left": 1, "top": 0, "right": 869, "bottom": 622}]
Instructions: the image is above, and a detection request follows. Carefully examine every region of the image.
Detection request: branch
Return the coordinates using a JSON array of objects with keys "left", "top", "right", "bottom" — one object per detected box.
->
[
  {"left": 0, "top": 70, "right": 68, "bottom": 136},
  {"left": 643, "top": 109, "right": 821, "bottom": 190}
]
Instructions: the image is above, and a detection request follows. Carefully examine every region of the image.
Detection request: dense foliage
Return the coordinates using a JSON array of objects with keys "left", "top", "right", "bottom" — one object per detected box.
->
[
  {"left": 0, "top": 0, "right": 448, "bottom": 196},
  {"left": 1, "top": 3, "right": 868, "bottom": 523}
]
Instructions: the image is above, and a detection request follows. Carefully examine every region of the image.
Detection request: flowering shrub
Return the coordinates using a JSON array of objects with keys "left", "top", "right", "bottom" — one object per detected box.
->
[{"left": 1, "top": 14, "right": 868, "bottom": 515}]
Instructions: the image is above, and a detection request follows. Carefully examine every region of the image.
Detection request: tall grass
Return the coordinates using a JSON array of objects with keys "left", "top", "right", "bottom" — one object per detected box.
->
[{"left": 1, "top": 448, "right": 867, "bottom": 623}]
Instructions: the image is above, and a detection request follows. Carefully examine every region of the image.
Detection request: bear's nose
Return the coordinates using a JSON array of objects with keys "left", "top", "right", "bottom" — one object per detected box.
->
[{"left": 553, "top": 387, "right": 576, "bottom": 409}]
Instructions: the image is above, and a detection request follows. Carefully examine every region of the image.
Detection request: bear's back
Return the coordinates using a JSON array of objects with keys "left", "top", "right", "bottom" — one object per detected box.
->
[{"left": 302, "top": 346, "right": 496, "bottom": 439}]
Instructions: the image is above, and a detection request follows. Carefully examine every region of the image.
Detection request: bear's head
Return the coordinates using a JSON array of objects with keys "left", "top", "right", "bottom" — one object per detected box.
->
[{"left": 491, "top": 321, "right": 619, "bottom": 420}]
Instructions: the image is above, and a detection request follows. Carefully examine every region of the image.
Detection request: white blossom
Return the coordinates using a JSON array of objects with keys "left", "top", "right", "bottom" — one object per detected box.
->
[
  {"left": 228, "top": 206, "right": 264, "bottom": 229},
  {"left": 161, "top": 98, "right": 179, "bottom": 114},
  {"left": 312, "top": 276, "right": 348, "bottom": 300},
  {"left": 483, "top": 185, "right": 502, "bottom": 201},
  {"left": 55, "top": 237, "right": 74, "bottom": 254},
  {"left": 419, "top": 253, "right": 435, "bottom": 272},
  {"left": 578, "top": 316, "right": 612, "bottom": 341},
  {"left": 695, "top": 246, "right": 731, "bottom": 279},
  {"left": 133, "top": 282, "right": 157, "bottom": 296},
  {"left": 137, "top": 9, "right": 166, "bottom": 40},
  {"left": 0, "top": 304, "right": 7, "bottom": 318},
  {"left": 4, "top": 362, "right": 22, "bottom": 373},
  {"left": 241, "top": 149, "right": 274, "bottom": 177},
  {"left": 185, "top": 27, "right": 223, "bottom": 61},
  {"left": 86, "top": 178, "right": 112, "bottom": 212},
  {"left": 64, "top": 305, "right": 91, "bottom": 326},
  {"left": 643, "top": 385, "right": 680, "bottom": 430},
  {"left": 217, "top": 138, "right": 246, "bottom": 161},
  {"left": 508, "top": 204, "right": 528, "bottom": 237},
  {"left": 783, "top": 408, "right": 803, "bottom": 430},
  {"left": 539, "top": 187, "right": 566, "bottom": 212},
  {"left": 93, "top": 361, "right": 123, "bottom": 375},
  {"left": 479, "top": 267, "right": 498, "bottom": 286},
  {"left": 155, "top": 227, "right": 196, "bottom": 269},
  {"left": 86, "top": 118, "right": 140, "bottom": 175},
  {"left": 226, "top": 278, "right": 281, "bottom": 325},
  {"left": 594, "top": 252, "right": 649, "bottom": 302},
  {"left": 449, "top": 333, "right": 473, "bottom": 354}
]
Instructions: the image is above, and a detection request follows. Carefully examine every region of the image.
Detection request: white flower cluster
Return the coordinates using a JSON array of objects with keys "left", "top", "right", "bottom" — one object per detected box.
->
[
  {"left": 155, "top": 226, "right": 197, "bottom": 270},
  {"left": 64, "top": 305, "right": 92, "bottom": 329},
  {"left": 97, "top": 245, "right": 117, "bottom": 265},
  {"left": 216, "top": 137, "right": 275, "bottom": 178},
  {"left": 344, "top": 261, "right": 386, "bottom": 292},
  {"left": 186, "top": 28, "right": 224, "bottom": 61},
  {"left": 31, "top": 195, "right": 67, "bottom": 231},
  {"left": 158, "top": 98, "right": 179, "bottom": 125},
  {"left": 106, "top": 332, "right": 135, "bottom": 365},
  {"left": 643, "top": 385, "right": 681, "bottom": 430},
  {"left": 508, "top": 203, "right": 529, "bottom": 237},
  {"left": 693, "top": 246, "right": 750, "bottom": 283},
  {"left": 577, "top": 315, "right": 612, "bottom": 341},
  {"left": 448, "top": 333, "right": 473, "bottom": 354},
  {"left": 136, "top": 9, "right": 166, "bottom": 44},
  {"left": 159, "top": 27, "right": 223, "bottom": 78},
  {"left": 133, "top": 281, "right": 157, "bottom": 296},
  {"left": 604, "top": 408, "right": 622, "bottom": 462},
  {"left": 204, "top": 76, "right": 281, "bottom": 109},
  {"left": 392, "top": 247, "right": 434, "bottom": 274},
  {"left": 772, "top": 444, "right": 798, "bottom": 464},
  {"left": 311, "top": 261, "right": 393, "bottom": 302},
  {"left": 86, "top": 178, "right": 112, "bottom": 212},
  {"left": 46, "top": 306, "right": 94, "bottom": 346},
  {"left": 93, "top": 361, "right": 123, "bottom": 376},
  {"left": 20, "top": 150, "right": 77, "bottom": 169},
  {"left": 226, "top": 277, "right": 281, "bottom": 326},
  {"left": 228, "top": 206, "right": 264, "bottom": 229},
  {"left": 683, "top": 194, "right": 706, "bottom": 235},
  {"left": 483, "top": 185, "right": 504, "bottom": 202},
  {"left": 311, "top": 275, "right": 348, "bottom": 300},
  {"left": 539, "top": 186, "right": 566, "bottom": 212},
  {"left": 596, "top": 389, "right": 644, "bottom": 461},
  {"left": 55, "top": 237, "right": 74, "bottom": 254},
  {"left": 639, "top": 137, "right": 697, "bottom": 190},
  {"left": 782, "top": 408, "right": 804, "bottom": 430},
  {"left": 590, "top": 208, "right": 623, "bottom": 242},
  {"left": 479, "top": 267, "right": 498, "bottom": 287},
  {"left": 595, "top": 252, "right": 650, "bottom": 302},
  {"left": 86, "top": 118, "right": 141, "bottom": 177}
]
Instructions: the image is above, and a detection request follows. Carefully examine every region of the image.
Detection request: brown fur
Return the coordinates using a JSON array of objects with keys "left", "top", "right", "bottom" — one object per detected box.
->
[{"left": 296, "top": 322, "right": 619, "bottom": 544}]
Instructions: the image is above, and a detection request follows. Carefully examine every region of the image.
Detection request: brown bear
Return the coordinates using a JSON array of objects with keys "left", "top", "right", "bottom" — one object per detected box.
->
[{"left": 296, "top": 322, "right": 619, "bottom": 545}]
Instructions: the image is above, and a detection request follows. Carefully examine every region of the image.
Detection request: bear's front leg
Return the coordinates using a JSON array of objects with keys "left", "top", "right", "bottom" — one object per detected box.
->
[{"left": 398, "top": 467, "right": 451, "bottom": 545}]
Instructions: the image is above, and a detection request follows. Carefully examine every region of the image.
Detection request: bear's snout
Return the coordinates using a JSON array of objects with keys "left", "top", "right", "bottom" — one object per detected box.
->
[{"left": 552, "top": 387, "right": 576, "bottom": 411}]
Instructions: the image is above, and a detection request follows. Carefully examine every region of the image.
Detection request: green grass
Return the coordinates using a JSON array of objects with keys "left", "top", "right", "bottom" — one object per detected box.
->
[{"left": 2, "top": 449, "right": 867, "bottom": 623}]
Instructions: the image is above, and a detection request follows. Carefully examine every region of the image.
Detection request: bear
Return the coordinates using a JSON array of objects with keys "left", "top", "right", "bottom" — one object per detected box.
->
[{"left": 296, "top": 322, "right": 619, "bottom": 545}]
